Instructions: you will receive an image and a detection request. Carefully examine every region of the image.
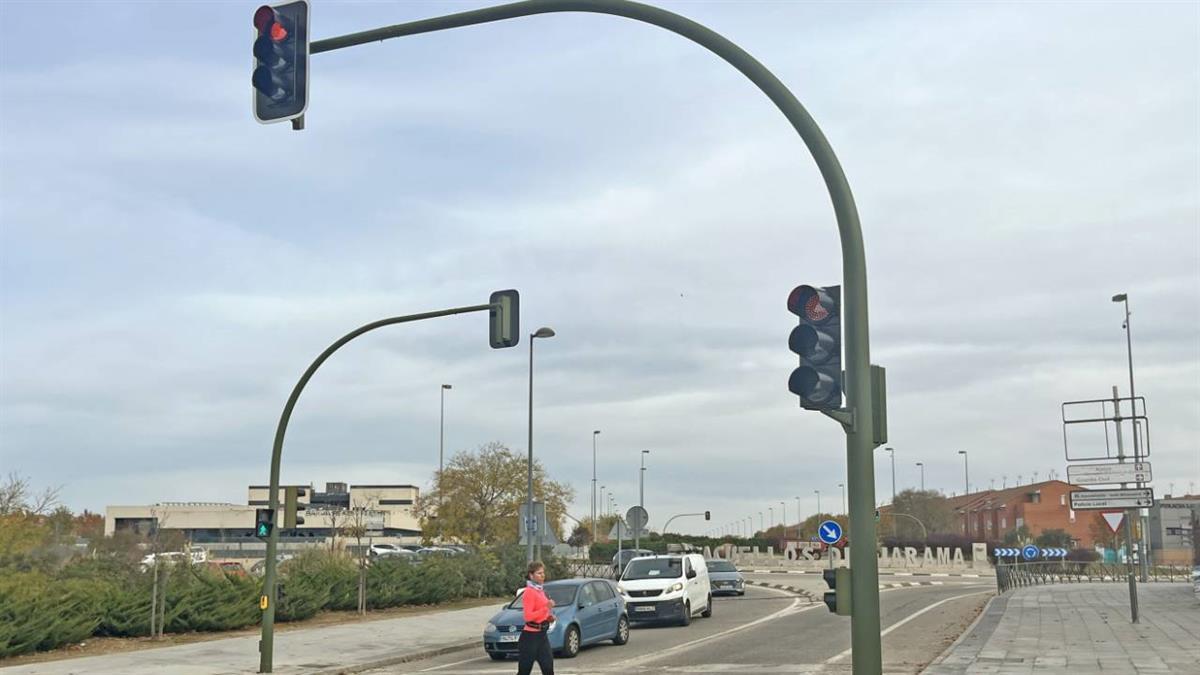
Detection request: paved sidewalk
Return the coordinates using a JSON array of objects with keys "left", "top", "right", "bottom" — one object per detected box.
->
[
  {"left": 0, "top": 603, "right": 500, "bottom": 675},
  {"left": 924, "top": 582, "right": 1200, "bottom": 674}
]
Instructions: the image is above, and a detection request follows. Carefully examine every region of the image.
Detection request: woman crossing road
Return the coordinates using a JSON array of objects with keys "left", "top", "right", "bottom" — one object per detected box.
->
[{"left": 516, "top": 561, "right": 555, "bottom": 675}]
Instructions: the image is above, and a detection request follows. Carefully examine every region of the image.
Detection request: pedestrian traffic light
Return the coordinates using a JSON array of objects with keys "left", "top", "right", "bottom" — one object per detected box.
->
[
  {"left": 283, "top": 487, "right": 307, "bottom": 528},
  {"left": 705, "top": 511, "right": 711, "bottom": 521},
  {"left": 489, "top": 289, "right": 520, "bottom": 349},
  {"left": 787, "top": 284, "right": 842, "bottom": 410},
  {"left": 252, "top": 1, "right": 309, "bottom": 124},
  {"left": 822, "top": 567, "right": 852, "bottom": 615},
  {"left": 255, "top": 508, "right": 275, "bottom": 539}
]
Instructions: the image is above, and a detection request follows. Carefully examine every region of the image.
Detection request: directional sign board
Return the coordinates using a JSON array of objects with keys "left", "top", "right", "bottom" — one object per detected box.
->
[
  {"left": 818, "top": 520, "right": 843, "bottom": 545},
  {"left": 1040, "top": 548, "right": 1067, "bottom": 558},
  {"left": 1067, "top": 462, "right": 1152, "bottom": 486},
  {"left": 1070, "top": 488, "right": 1154, "bottom": 510}
]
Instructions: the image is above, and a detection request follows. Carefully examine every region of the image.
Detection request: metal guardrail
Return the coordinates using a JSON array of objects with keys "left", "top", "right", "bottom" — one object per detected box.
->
[
  {"left": 566, "top": 561, "right": 616, "bottom": 580},
  {"left": 996, "top": 561, "right": 1190, "bottom": 594}
]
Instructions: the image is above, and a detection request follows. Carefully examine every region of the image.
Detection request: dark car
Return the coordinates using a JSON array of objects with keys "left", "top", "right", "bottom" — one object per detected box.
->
[
  {"left": 705, "top": 559, "right": 744, "bottom": 596},
  {"left": 611, "top": 548, "right": 654, "bottom": 576},
  {"left": 483, "top": 578, "right": 629, "bottom": 660}
]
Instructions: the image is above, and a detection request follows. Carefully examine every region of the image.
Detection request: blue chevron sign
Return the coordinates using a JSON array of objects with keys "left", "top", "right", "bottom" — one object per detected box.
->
[
  {"left": 1040, "top": 547, "right": 1068, "bottom": 558},
  {"left": 993, "top": 547, "right": 1023, "bottom": 557}
]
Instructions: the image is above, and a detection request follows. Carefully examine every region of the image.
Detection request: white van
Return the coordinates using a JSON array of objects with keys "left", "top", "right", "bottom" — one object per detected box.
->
[{"left": 617, "top": 553, "right": 711, "bottom": 626}]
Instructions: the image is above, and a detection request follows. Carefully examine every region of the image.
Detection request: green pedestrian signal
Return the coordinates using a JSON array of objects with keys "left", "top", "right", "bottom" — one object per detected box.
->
[{"left": 255, "top": 508, "right": 275, "bottom": 539}]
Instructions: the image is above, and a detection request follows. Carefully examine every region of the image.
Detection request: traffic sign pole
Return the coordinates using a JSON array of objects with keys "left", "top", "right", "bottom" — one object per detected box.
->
[{"left": 1112, "top": 386, "right": 1139, "bottom": 624}]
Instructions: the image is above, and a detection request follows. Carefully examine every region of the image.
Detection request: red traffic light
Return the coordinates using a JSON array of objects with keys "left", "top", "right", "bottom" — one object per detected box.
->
[{"left": 253, "top": 6, "right": 276, "bottom": 33}]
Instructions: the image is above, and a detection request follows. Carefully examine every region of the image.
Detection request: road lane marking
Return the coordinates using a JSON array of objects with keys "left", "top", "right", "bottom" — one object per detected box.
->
[
  {"left": 610, "top": 585, "right": 810, "bottom": 668},
  {"left": 823, "top": 589, "right": 994, "bottom": 665}
]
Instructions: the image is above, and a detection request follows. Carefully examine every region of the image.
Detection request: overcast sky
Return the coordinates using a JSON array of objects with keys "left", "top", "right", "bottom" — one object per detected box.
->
[{"left": 1, "top": 1, "right": 1197, "bottom": 536}]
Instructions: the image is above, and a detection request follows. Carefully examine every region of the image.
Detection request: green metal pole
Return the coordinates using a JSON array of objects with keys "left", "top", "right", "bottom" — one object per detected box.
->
[
  {"left": 308, "top": 2, "right": 880, "bottom": 671},
  {"left": 258, "top": 303, "right": 490, "bottom": 673}
]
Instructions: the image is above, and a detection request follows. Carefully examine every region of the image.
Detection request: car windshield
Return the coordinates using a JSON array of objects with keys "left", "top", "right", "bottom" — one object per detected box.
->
[
  {"left": 623, "top": 558, "right": 682, "bottom": 580},
  {"left": 509, "top": 585, "right": 577, "bottom": 609},
  {"left": 706, "top": 561, "right": 737, "bottom": 573}
]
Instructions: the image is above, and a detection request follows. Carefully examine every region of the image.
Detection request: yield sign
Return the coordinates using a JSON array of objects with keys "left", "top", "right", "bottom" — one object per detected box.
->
[{"left": 1101, "top": 511, "right": 1125, "bottom": 533}]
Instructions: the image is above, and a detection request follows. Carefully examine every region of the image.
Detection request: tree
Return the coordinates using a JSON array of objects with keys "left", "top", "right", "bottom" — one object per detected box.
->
[
  {"left": 1003, "top": 525, "right": 1032, "bottom": 546},
  {"left": 567, "top": 524, "right": 592, "bottom": 547},
  {"left": 1035, "top": 528, "right": 1072, "bottom": 548},
  {"left": 416, "top": 442, "right": 575, "bottom": 546},
  {"left": 890, "top": 489, "right": 956, "bottom": 540}
]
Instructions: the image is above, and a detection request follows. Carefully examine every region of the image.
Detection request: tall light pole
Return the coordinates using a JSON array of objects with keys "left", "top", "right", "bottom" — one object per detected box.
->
[
  {"left": 758, "top": 511, "right": 764, "bottom": 532},
  {"left": 526, "top": 326, "right": 556, "bottom": 562},
  {"left": 915, "top": 462, "right": 925, "bottom": 490},
  {"left": 592, "top": 430, "right": 601, "bottom": 540},
  {"left": 769, "top": 506, "right": 774, "bottom": 529},
  {"left": 795, "top": 496, "right": 802, "bottom": 537},
  {"left": 958, "top": 450, "right": 969, "bottom": 495},
  {"left": 814, "top": 490, "right": 822, "bottom": 517},
  {"left": 780, "top": 501, "right": 786, "bottom": 532},
  {"left": 439, "top": 383, "right": 451, "bottom": 506},
  {"left": 599, "top": 485, "right": 606, "bottom": 517},
  {"left": 884, "top": 447, "right": 895, "bottom": 504},
  {"left": 1113, "top": 292, "right": 1149, "bottom": 581},
  {"left": 839, "top": 483, "right": 846, "bottom": 515},
  {"left": 639, "top": 450, "right": 650, "bottom": 510}
]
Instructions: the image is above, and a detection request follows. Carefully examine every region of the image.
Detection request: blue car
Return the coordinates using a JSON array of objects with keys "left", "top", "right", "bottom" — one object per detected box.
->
[{"left": 483, "top": 578, "right": 630, "bottom": 660}]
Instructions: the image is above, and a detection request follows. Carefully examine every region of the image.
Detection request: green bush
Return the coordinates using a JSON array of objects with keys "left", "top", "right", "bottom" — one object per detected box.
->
[{"left": 0, "top": 573, "right": 103, "bottom": 658}]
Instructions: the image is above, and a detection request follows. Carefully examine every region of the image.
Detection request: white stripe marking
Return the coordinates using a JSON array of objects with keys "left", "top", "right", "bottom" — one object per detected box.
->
[{"left": 824, "top": 590, "right": 994, "bottom": 665}]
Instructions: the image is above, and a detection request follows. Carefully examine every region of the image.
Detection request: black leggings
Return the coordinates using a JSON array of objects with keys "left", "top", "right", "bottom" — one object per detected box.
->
[{"left": 516, "top": 629, "right": 554, "bottom": 675}]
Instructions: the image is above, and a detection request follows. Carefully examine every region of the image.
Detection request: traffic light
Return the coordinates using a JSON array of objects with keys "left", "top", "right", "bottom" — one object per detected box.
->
[
  {"left": 822, "top": 567, "right": 852, "bottom": 615},
  {"left": 489, "top": 289, "right": 520, "bottom": 349},
  {"left": 283, "top": 487, "right": 307, "bottom": 528},
  {"left": 255, "top": 508, "right": 275, "bottom": 539},
  {"left": 252, "top": 1, "right": 309, "bottom": 124},
  {"left": 787, "top": 285, "right": 842, "bottom": 410},
  {"left": 704, "top": 511, "right": 711, "bottom": 521}
]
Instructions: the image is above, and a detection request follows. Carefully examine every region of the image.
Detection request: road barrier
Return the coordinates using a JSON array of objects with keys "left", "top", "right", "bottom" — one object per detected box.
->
[
  {"left": 566, "top": 561, "right": 617, "bottom": 579},
  {"left": 995, "top": 561, "right": 1190, "bottom": 594}
]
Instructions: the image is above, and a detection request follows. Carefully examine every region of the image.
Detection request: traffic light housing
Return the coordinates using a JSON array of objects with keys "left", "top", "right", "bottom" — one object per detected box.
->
[
  {"left": 255, "top": 508, "right": 275, "bottom": 539},
  {"left": 283, "top": 487, "right": 307, "bottom": 528},
  {"left": 489, "top": 289, "right": 520, "bottom": 349},
  {"left": 822, "top": 567, "right": 852, "bottom": 615},
  {"left": 787, "top": 285, "right": 842, "bottom": 410},
  {"left": 704, "top": 511, "right": 711, "bottom": 521},
  {"left": 252, "top": 1, "right": 309, "bottom": 124}
]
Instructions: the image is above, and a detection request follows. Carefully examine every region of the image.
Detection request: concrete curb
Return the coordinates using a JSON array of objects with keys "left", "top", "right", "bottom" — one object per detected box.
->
[
  {"left": 307, "top": 639, "right": 481, "bottom": 675},
  {"left": 743, "top": 579, "right": 817, "bottom": 603}
]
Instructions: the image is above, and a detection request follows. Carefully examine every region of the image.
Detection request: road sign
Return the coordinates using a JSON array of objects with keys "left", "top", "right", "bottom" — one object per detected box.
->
[
  {"left": 1070, "top": 488, "right": 1154, "bottom": 510},
  {"left": 1067, "top": 462, "right": 1152, "bottom": 485},
  {"left": 1021, "top": 544, "right": 1039, "bottom": 561},
  {"left": 993, "top": 547, "right": 1022, "bottom": 558},
  {"left": 1040, "top": 548, "right": 1067, "bottom": 558},
  {"left": 626, "top": 506, "right": 649, "bottom": 534},
  {"left": 818, "top": 520, "right": 843, "bottom": 545},
  {"left": 1101, "top": 511, "right": 1126, "bottom": 533}
]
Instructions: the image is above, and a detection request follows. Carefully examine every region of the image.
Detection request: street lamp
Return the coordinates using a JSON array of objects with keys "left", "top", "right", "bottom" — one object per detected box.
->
[
  {"left": 592, "top": 430, "right": 601, "bottom": 541},
  {"left": 794, "top": 496, "right": 802, "bottom": 537},
  {"left": 758, "top": 511, "right": 764, "bottom": 532},
  {"left": 884, "top": 447, "right": 896, "bottom": 504},
  {"left": 526, "top": 326, "right": 556, "bottom": 562},
  {"left": 780, "top": 501, "right": 786, "bottom": 533},
  {"left": 599, "top": 485, "right": 606, "bottom": 517},
  {"left": 768, "top": 506, "right": 774, "bottom": 529},
  {"left": 814, "top": 490, "right": 821, "bottom": 517},
  {"left": 958, "top": 450, "right": 969, "bottom": 495},
  {"left": 1113, "top": 292, "right": 1149, "bottom": 581},
  {"left": 915, "top": 462, "right": 925, "bottom": 490},
  {"left": 439, "top": 384, "right": 451, "bottom": 505},
  {"left": 838, "top": 483, "right": 846, "bottom": 515},
  {"left": 639, "top": 450, "right": 650, "bottom": 510}
]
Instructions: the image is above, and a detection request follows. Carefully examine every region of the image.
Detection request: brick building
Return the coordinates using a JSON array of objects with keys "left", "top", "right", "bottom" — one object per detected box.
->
[{"left": 946, "top": 480, "right": 1104, "bottom": 548}]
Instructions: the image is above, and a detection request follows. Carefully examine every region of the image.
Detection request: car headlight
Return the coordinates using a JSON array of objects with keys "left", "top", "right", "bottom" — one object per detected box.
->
[
  {"left": 668, "top": 582, "right": 684, "bottom": 593},
  {"left": 485, "top": 622, "right": 497, "bottom": 633}
]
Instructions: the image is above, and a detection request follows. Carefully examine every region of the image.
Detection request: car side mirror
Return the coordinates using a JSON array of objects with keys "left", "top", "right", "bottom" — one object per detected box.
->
[
  {"left": 686, "top": 569, "right": 697, "bottom": 579},
  {"left": 578, "top": 602, "right": 586, "bottom": 609}
]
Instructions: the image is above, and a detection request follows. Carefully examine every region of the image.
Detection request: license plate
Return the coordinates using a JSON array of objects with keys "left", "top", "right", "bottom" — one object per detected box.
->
[
  {"left": 635, "top": 605, "right": 655, "bottom": 612},
  {"left": 500, "top": 634, "right": 519, "bottom": 642}
]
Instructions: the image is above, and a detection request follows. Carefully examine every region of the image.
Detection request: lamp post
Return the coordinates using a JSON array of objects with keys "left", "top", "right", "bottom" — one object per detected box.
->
[
  {"left": 599, "top": 485, "right": 606, "bottom": 518},
  {"left": 639, "top": 450, "right": 650, "bottom": 510},
  {"left": 915, "top": 462, "right": 925, "bottom": 490},
  {"left": 769, "top": 506, "right": 774, "bottom": 529},
  {"left": 526, "top": 326, "right": 556, "bottom": 562},
  {"left": 814, "top": 490, "right": 822, "bottom": 517},
  {"left": 439, "top": 384, "right": 451, "bottom": 505},
  {"left": 795, "top": 496, "right": 802, "bottom": 537},
  {"left": 839, "top": 483, "right": 846, "bottom": 516},
  {"left": 758, "top": 511, "right": 764, "bottom": 532},
  {"left": 1113, "top": 292, "right": 1149, "bottom": 581},
  {"left": 884, "top": 447, "right": 895, "bottom": 504},
  {"left": 958, "top": 450, "right": 969, "bottom": 539},
  {"left": 780, "top": 501, "right": 786, "bottom": 533},
  {"left": 592, "top": 430, "right": 601, "bottom": 541}
]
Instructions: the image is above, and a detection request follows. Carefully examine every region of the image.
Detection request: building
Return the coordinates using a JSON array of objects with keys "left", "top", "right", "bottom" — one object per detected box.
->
[
  {"left": 946, "top": 480, "right": 1102, "bottom": 548},
  {"left": 1147, "top": 495, "right": 1199, "bottom": 565},
  {"left": 105, "top": 481, "right": 422, "bottom": 544}
]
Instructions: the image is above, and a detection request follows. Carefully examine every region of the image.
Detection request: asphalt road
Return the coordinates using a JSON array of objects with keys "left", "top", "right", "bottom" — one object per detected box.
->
[{"left": 368, "top": 581, "right": 992, "bottom": 674}]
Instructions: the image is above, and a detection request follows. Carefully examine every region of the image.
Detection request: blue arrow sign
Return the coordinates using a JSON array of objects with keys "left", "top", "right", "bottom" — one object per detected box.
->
[
  {"left": 1022, "top": 544, "right": 1039, "bottom": 560},
  {"left": 818, "top": 520, "right": 843, "bottom": 545}
]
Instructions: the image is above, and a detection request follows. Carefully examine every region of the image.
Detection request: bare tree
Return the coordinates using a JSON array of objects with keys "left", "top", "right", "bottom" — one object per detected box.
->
[
  {"left": 325, "top": 507, "right": 351, "bottom": 552},
  {"left": 0, "top": 472, "right": 61, "bottom": 516},
  {"left": 343, "top": 497, "right": 378, "bottom": 616}
]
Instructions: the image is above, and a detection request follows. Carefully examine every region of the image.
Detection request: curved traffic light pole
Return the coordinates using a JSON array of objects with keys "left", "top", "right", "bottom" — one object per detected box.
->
[
  {"left": 259, "top": 303, "right": 491, "bottom": 672},
  {"left": 305, "top": 2, "right": 881, "bottom": 672}
]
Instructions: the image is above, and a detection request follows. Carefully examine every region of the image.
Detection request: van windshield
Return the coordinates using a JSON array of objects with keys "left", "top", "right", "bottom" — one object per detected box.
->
[{"left": 623, "top": 558, "right": 682, "bottom": 580}]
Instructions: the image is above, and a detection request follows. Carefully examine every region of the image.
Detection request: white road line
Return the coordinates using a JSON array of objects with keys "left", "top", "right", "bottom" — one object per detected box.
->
[
  {"left": 611, "top": 585, "right": 811, "bottom": 668},
  {"left": 823, "top": 590, "right": 994, "bottom": 665}
]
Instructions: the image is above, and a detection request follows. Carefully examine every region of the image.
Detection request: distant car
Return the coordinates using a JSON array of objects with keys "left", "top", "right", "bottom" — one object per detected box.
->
[
  {"left": 218, "top": 561, "right": 248, "bottom": 577},
  {"left": 483, "top": 578, "right": 628, "bottom": 661},
  {"left": 375, "top": 549, "right": 418, "bottom": 562},
  {"left": 417, "top": 546, "right": 459, "bottom": 557},
  {"left": 705, "top": 559, "right": 745, "bottom": 596},
  {"left": 611, "top": 548, "right": 654, "bottom": 576},
  {"left": 250, "top": 554, "right": 294, "bottom": 576},
  {"left": 139, "top": 551, "right": 188, "bottom": 572},
  {"left": 369, "top": 544, "right": 402, "bottom": 557}
]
